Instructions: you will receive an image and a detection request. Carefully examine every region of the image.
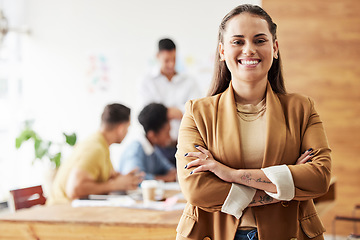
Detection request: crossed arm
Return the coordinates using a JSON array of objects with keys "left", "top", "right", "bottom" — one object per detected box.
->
[
  {"left": 185, "top": 145, "right": 314, "bottom": 208},
  {"left": 177, "top": 99, "right": 331, "bottom": 213}
]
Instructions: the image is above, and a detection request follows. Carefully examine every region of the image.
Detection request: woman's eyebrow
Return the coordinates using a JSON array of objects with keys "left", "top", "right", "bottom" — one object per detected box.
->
[
  {"left": 231, "top": 33, "right": 268, "bottom": 38},
  {"left": 231, "top": 34, "right": 245, "bottom": 38},
  {"left": 254, "top": 33, "right": 267, "bottom": 37}
]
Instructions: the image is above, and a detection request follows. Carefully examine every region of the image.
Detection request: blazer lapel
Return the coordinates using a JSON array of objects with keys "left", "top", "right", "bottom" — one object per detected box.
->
[
  {"left": 262, "top": 82, "right": 287, "bottom": 167},
  {"left": 216, "top": 81, "right": 244, "bottom": 169}
]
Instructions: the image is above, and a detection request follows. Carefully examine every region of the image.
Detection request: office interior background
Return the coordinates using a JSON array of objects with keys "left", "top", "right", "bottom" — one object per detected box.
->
[{"left": 0, "top": 0, "right": 359, "bottom": 236}]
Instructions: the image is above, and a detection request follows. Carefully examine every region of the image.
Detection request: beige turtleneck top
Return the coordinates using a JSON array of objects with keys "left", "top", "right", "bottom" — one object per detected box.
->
[{"left": 236, "top": 98, "right": 266, "bottom": 228}]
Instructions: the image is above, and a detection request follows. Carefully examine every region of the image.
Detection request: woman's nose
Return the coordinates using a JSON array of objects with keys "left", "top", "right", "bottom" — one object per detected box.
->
[{"left": 242, "top": 43, "right": 256, "bottom": 56}]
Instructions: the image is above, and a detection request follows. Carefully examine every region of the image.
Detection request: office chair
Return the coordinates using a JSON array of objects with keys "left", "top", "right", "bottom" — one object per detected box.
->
[
  {"left": 332, "top": 204, "right": 360, "bottom": 240},
  {"left": 9, "top": 185, "right": 47, "bottom": 211}
]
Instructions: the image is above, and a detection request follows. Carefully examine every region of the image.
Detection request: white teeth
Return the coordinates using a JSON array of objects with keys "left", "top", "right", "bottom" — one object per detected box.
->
[{"left": 241, "top": 60, "right": 259, "bottom": 65}]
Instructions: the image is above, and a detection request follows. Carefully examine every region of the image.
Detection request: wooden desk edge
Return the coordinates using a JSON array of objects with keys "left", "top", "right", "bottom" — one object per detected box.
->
[{"left": 0, "top": 218, "right": 179, "bottom": 229}]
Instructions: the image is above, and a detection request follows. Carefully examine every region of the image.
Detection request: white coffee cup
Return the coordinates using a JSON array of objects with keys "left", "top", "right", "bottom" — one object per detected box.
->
[
  {"left": 155, "top": 180, "right": 165, "bottom": 200},
  {"left": 141, "top": 180, "right": 158, "bottom": 204}
]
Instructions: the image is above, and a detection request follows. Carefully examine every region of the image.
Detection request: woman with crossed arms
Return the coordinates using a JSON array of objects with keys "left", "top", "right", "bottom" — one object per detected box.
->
[{"left": 176, "top": 4, "right": 331, "bottom": 240}]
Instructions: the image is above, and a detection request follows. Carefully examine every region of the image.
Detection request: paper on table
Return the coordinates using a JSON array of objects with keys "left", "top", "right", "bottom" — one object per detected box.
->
[
  {"left": 72, "top": 196, "right": 136, "bottom": 207},
  {"left": 88, "top": 194, "right": 127, "bottom": 200},
  {"left": 72, "top": 195, "right": 185, "bottom": 211}
]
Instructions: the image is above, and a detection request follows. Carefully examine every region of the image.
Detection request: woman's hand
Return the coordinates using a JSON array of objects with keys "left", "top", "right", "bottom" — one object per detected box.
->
[
  {"left": 296, "top": 148, "right": 314, "bottom": 165},
  {"left": 185, "top": 145, "right": 237, "bottom": 182},
  {"left": 185, "top": 145, "right": 314, "bottom": 183}
]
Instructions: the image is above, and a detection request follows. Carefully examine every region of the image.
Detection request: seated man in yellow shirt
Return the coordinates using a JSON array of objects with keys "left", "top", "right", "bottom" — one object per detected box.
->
[{"left": 47, "top": 103, "right": 144, "bottom": 205}]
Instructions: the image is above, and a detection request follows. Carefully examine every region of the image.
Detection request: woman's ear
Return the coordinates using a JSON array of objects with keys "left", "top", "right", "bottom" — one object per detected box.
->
[
  {"left": 219, "top": 43, "right": 225, "bottom": 61},
  {"left": 273, "top": 40, "right": 279, "bottom": 59}
]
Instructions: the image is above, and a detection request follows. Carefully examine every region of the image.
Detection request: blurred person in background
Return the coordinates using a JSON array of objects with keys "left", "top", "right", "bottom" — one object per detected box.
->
[
  {"left": 47, "top": 103, "right": 144, "bottom": 205},
  {"left": 138, "top": 38, "right": 202, "bottom": 166},
  {"left": 119, "top": 103, "right": 176, "bottom": 182}
]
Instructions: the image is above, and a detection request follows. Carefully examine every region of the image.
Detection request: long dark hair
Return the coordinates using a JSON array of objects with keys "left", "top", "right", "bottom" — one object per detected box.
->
[{"left": 207, "top": 4, "right": 286, "bottom": 96}]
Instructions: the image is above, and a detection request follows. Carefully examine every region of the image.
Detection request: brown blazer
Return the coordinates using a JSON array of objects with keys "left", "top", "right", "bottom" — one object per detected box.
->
[{"left": 176, "top": 81, "right": 331, "bottom": 240}]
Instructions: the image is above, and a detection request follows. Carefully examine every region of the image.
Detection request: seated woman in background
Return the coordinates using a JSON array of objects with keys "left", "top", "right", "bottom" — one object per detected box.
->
[
  {"left": 176, "top": 4, "right": 331, "bottom": 240},
  {"left": 118, "top": 103, "right": 177, "bottom": 182}
]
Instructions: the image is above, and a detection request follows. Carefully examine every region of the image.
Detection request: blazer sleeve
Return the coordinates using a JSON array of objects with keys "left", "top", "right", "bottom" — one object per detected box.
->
[
  {"left": 287, "top": 98, "right": 332, "bottom": 201},
  {"left": 176, "top": 100, "right": 232, "bottom": 212}
]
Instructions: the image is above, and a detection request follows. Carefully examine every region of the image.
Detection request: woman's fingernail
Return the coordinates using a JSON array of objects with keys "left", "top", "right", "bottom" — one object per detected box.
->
[
  {"left": 194, "top": 145, "right": 199, "bottom": 148},
  {"left": 190, "top": 171, "right": 193, "bottom": 175},
  {"left": 306, "top": 159, "right": 312, "bottom": 163},
  {"left": 184, "top": 153, "right": 188, "bottom": 156},
  {"left": 308, "top": 148, "right": 313, "bottom": 152},
  {"left": 309, "top": 153, "right": 314, "bottom": 156},
  {"left": 184, "top": 165, "right": 188, "bottom": 169}
]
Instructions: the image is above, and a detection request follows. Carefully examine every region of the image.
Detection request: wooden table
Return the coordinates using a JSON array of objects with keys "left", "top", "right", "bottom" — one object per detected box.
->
[{"left": 0, "top": 204, "right": 183, "bottom": 240}]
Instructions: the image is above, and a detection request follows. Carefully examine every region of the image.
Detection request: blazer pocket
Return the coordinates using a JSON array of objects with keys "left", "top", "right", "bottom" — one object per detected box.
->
[
  {"left": 176, "top": 213, "right": 196, "bottom": 237},
  {"left": 300, "top": 213, "right": 326, "bottom": 238}
]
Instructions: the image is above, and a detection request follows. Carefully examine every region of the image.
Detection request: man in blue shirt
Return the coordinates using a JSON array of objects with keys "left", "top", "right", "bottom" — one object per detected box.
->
[{"left": 118, "top": 103, "right": 177, "bottom": 182}]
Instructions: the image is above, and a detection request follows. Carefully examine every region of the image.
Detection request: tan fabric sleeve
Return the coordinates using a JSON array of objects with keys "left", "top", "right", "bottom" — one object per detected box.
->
[
  {"left": 288, "top": 98, "right": 331, "bottom": 201},
  {"left": 176, "top": 101, "right": 232, "bottom": 213}
]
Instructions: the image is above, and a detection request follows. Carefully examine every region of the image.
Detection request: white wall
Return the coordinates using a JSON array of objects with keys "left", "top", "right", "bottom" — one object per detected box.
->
[
  {"left": 0, "top": 0, "right": 261, "bottom": 200},
  {"left": 21, "top": 0, "right": 260, "bottom": 136}
]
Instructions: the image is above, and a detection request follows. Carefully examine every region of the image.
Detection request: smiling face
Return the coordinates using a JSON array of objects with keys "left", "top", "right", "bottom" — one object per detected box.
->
[{"left": 219, "top": 13, "right": 278, "bottom": 85}]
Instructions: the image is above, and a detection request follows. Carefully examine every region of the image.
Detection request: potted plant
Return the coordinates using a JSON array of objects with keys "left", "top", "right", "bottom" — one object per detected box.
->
[
  {"left": 15, "top": 120, "right": 77, "bottom": 195},
  {"left": 15, "top": 120, "right": 77, "bottom": 169}
]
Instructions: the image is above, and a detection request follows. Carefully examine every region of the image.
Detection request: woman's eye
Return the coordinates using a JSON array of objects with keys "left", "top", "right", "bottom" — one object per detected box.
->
[
  {"left": 232, "top": 40, "right": 243, "bottom": 45},
  {"left": 255, "top": 39, "right": 267, "bottom": 44}
]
